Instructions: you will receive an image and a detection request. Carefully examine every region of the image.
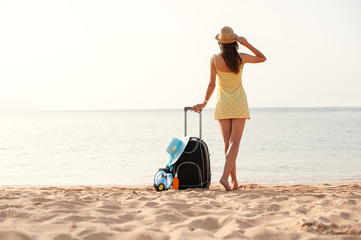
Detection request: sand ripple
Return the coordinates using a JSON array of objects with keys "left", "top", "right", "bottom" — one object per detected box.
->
[{"left": 0, "top": 183, "right": 361, "bottom": 239}]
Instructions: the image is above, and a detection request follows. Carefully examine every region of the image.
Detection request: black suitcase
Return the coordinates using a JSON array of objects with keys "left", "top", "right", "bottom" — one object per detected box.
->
[{"left": 172, "top": 107, "right": 211, "bottom": 189}]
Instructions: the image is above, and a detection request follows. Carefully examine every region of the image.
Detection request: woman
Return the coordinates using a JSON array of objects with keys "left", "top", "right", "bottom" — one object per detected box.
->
[{"left": 191, "top": 26, "right": 266, "bottom": 191}]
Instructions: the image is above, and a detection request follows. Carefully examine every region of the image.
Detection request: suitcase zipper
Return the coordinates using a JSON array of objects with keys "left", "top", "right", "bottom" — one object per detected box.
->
[
  {"left": 200, "top": 140, "right": 210, "bottom": 187},
  {"left": 183, "top": 140, "right": 199, "bottom": 154},
  {"left": 175, "top": 161, "right": 203, "bottom": 187}
]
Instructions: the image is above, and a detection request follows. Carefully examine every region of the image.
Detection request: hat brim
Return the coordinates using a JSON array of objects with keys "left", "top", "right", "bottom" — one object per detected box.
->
[
  {"left": 215, "top": 33, "right": 238, "bottom": 43},
  {"left": 168, "top": 136, "right": 190, "bottom": 165}
]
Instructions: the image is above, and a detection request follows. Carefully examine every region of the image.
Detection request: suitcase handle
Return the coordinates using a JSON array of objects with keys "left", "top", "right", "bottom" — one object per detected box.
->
[{"left": 184, "top": 107, "right": 202, "bottom": 139}]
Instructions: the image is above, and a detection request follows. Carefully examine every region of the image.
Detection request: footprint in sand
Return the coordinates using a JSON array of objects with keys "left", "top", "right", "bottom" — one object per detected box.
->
[
  {"left": 143, "top": 201, "right": 159, "bottom": 207},
  {"left": 117, "top": 213, "right": 135, "bottom": 221},
  {"left": 0, "top": 204, "right": 9, "bottom": 210},
  {"left": 164, "top": 202, "right": 190, "bottom": 210},
  {"left": 318, "top": 216, "right": 331, "bottom": 223},
  {"left": 32, "top": 213, "right": 57, "bottom": 222},
  {"left": 94, "top": 204, "right": 120, "bottom": 215},
  {"left": 62, "top": 214, "right": 94, "bottom": 222},
  {"left": 98, "top": 216, "right": 126, "bottom": 224},
  {"left": 189, "top": 216, "right": 220, "bottom": 231},
  {"left": 346, "top": 199, "right": 357, "bottom": 205},
  {"left": 239, "top": 193, "right": 262, "bottom": 199},
  {"left": 44, "top": 201, "right": 80, "bottom": 209},
  {"left": 244, "top": 226, "right": 301, "bottom": 240},
  {"left": 340, "top": 212, "right": 350, "bottom": 219},
  {"left": 155, "top": 213, "right": 183, "bottom": 222},
  {"left": 99, "top": 204, "right": 121, "bottom": 210},
  {"left": 295, "top": 207, "right": 308, "bottom": 215},
  {"left": 77, "top": 229, "right": 96, "bottom": 237},
  {"left": 181, "top": 210, "right": 209, "bottom": 217},
  {"left": 208, "top": 201, "right": 221, "bottom": 208},
  {"left": 267, "top": 204, "right": 281, "bottom": 212},
  {"left": 30, "top": 197, "right": 53, "bottom": 203},
  {"left": 83, "top": 232, "right": 114, "bottom": 240},
  {"left": 50, "top": 209, "right": 75, "bottom": 214},
  {"left": 53, "top": 233, "right": 74, "bottom": 240},
  {"left": 275, "top": 196, "right": 288, "bottom": 202},
  {"left": 0, "top": 230, "right": 32, "bottom": 240}
]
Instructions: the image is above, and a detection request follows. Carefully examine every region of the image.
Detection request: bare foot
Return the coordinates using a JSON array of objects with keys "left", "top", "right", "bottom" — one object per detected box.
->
[
  {"left": 232, "top": 181, "right": 239, "bottom": 190},
  {"left": 220, "top": 178, "right": 232, "bottom": 191}
]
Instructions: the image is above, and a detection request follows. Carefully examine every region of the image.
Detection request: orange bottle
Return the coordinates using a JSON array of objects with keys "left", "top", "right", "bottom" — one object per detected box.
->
[{"left": 173, "top": 173, "right": 179, "bottom": 189}]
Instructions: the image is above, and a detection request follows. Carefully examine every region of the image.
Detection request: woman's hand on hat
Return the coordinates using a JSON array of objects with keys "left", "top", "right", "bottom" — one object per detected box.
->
[
  {"left": 237, "top": 36, "right": 249, "bottom": 46},
  {"left": 191, "top": 103, "right": 206, "bottom": 113}
]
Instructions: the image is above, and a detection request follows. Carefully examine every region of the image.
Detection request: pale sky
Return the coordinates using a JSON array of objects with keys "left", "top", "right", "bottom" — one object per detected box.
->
[{"left": 0, "top": 0, "right": 360, "bottom": 111}]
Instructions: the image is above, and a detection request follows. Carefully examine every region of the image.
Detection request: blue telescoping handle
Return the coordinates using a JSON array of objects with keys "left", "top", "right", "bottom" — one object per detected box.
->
[{"left": 184, "top": 107, "right": 202, "bottom": 139}]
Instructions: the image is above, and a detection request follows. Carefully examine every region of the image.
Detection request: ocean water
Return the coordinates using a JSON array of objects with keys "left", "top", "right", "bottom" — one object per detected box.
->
[{"left": 0, "top": 108, "right": 360, "bottom": 186}]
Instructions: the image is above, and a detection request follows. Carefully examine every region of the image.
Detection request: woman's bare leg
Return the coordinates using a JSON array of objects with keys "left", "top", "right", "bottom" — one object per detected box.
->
[
  {"left": 219, "top": 120, "right": 238, "bottom": 189},
  {"left": 219, "top": 119, "right": 246, "bottom": 191},
  {"left": 218, "top": 119, "right": 232, "bottom": 191},
  {"left": 229, "top": 119, "right": 246, "bottom": 189}
]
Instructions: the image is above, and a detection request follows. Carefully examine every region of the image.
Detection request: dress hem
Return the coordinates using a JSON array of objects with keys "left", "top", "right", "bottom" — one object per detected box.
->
[{"left": 214, "top": 117, "right": 251, "bottom": 120}]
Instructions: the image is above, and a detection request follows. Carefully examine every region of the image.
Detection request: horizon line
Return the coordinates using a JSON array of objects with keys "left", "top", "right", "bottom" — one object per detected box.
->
[{"left": 0, "top": 106, "right": 360, "bottom": 113}]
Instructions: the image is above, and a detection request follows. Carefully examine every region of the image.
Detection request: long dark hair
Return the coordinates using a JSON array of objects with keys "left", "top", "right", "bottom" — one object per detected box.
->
[{"left": 219, "top": 41, "right": 242, "bottom": 74}]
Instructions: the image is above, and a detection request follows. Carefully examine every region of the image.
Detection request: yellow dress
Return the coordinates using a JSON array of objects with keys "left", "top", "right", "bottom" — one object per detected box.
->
[{"left": 214, "top": 55, "right": 250, "bottom": 120}]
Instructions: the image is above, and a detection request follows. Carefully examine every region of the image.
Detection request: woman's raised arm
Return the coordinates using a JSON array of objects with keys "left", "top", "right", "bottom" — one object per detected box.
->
[{"left": 238, "top": 37, "right": 266, "bottom": 64}]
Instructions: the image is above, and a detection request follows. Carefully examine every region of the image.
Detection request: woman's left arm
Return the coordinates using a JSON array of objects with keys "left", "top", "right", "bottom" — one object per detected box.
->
[
  {"left": 191, "top": 57, "right": 217, "bottom": 113},
  {"left": 238, "top": 37, "right": 266, "bottom": 63}
]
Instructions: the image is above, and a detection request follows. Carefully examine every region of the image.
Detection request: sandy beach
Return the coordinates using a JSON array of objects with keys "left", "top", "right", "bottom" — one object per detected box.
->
[{"left": 0, "top": 183, "right": 360, "bottom": 240}]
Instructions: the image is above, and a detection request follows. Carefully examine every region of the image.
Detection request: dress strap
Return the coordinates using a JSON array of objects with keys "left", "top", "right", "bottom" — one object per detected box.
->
[{"left": 213, "top": 54, "right": 218, "bottom": 71}]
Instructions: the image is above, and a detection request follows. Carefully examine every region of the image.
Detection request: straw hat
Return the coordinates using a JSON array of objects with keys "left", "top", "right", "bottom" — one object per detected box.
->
[{"left": 215, "top": 26, "right": 238, "bottom": 43}]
